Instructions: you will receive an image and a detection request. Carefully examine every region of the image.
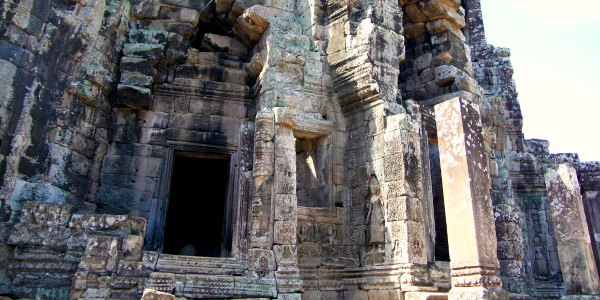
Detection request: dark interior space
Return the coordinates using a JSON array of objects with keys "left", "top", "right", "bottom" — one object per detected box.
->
[
  {"left": 163, "top": 152, "right": 231, "bottom": 257},
  {"left": 429, "top": 143, "right": 450, "bottom": 261}
]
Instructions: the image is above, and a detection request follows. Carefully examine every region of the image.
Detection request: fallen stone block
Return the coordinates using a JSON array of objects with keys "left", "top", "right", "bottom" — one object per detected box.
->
[
  {"left": 159, "top": 6, "right": 200, "bottom": 27},
  {"left": 216, "top": 0, "right": 236, "bottom": 14},
  {"left": 201, "top": 33, "right": 248, "bottom": 56},
  {"left": 232, "top": 5, "right": 271, "bottom": 43},
  {"left": 141, "top": 289, "right": 176, "bottom": 300}
]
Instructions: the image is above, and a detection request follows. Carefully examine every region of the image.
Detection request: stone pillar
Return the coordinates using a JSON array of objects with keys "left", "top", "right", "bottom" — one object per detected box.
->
[
  {"left": 272, "top": 124, "right": 302, "bottom": 293},
  {"left": 250, "top": 109, "right": 275, "bottom": 248},
  {"left": 434, "top": 97, "right": 506, "bottom": 299},
  {"left": 383, "top": 112, "right": 431, "bottom": 290},
  {"left": 545, "top": 164, "right": 600, "bottom": 295},
  {"left": 576, "top": 162, "right": 600, "bottom": 276}
]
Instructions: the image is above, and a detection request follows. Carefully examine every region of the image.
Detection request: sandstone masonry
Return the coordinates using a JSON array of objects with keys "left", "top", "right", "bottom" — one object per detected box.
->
[{"left": 0, "top": 0, "right": 598, "bottom": 299}]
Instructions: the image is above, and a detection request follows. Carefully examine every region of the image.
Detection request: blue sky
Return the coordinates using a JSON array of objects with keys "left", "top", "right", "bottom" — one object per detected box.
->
[{"left": 480, "top": 0, "right": 600, "bottom": 161}]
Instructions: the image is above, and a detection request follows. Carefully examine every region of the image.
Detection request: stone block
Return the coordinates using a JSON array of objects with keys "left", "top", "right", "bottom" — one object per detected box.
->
[
  {"left": 81, "top": 287, "right": 111, "bottom": 298},
  {"left": 414, "top": 53, "right": 432, "bottom": 72},
  {"left": 142, "top": 251, "right": 159, "bottom": 271},
  {"left": 232, "top": 5, "right": 270, "bottom": 43},
  {"left": 273, "top": 245, "right": 297, "bottom": 266},
  {"left": 84, "top": 236, "right": 121, "bottom": 261},
  {"left": 128, "top": 28, "right": 169, "bottom": 44},
  {"left": 201, "top": 33, "right": 248, "bottom": 56},
  {"left": 162, "top": 0, "right": 210, "bottom": 10},
  {"left": 368, "top": 289, "right": 402, "bottom": 300},
  {"left": 546, "top": 164, "right": 600, "bottom": 295},
  {"left": 121, "top": 235, "right": 143, "bottom": 261},
  {"left": 140, "top": 127, "right": 167, "bottom": 145},
  {"left": 418, "top": 0, "right": 465, "bottom": 28},
  {"left": 159, "top": 6, "right": 200, "bottom": 27},
  {"left": 132, "top": 0, "right": 160, "bottom": 18},
  {"left": 387, "top": 196, "right": 423, "bottom": 222},
  {"left": 427, "top": 18, "right": 464, "bottom": 38},
  {"left": 420, "top": 67, "right": 434, "bottom": 83},
  {"left": 434, "top": 65, "right": 458, "bottom": 86},
  {"left": 121, "top": 71, "right": 153, "bottom": 87},
  {"left": 116, "top": 260, "right": 145, "bottom": 277},
  {"left": 123, "top": 43, "right": 165, "bottom": 59},
  {"left": 215, "top": 0, "right": 235, "bottom": 14},
  {"left": 277, "top": 293, "right": 302, "bottom": 300},
  {"left": 398, "top": 0, "right": 421, "bottom": 5},
  {"left": 274, "top": 220, "right": 297, "bottom": 245},
  {"left": 141, "top": 289, "right": 176, "bottom": 300},
  {"left": 321, "top": 291, "right": 344, "bottom": 299},
  {"left": 117, "top": 84, "right": 152, "bottom": 110},
  {"left": 404, "top": 22, "right": 427, "bottom": 39},
  {"left": 152, "top": 21, "right": 196, "bottom": 39},
  {"left": 120, "top": 57, "right": 155, "bottom": 76},
  {"left": 274, "top": 194, "right": 297, "bottom": 221},
  {"left": 405, "top": 4, "right": 428, "bottom": 23},
  {"left": 405, "top": 291, "right": 450, "bottom": 299},
  {"left": 274, "top": 171, "right": 296, "bottom": 194},
  {"left": 383, "top": 180, "right": 416, "bottom": 199},
  {"left": 344, "top": 290, "right": 368, "bottom": 300}
]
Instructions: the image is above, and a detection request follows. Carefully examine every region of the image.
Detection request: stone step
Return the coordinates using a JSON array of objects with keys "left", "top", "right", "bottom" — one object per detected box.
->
[
  {"left": 176, "top": 63, "right": 248, "bottom": 85},
  {"left": 404, "top": 291, "right": 448, "bottom": 300}
]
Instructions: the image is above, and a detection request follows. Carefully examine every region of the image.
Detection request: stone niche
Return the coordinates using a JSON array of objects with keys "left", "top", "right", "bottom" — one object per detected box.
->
[{"left": 296, "top": 137, "right": 331, "bottom": 207}]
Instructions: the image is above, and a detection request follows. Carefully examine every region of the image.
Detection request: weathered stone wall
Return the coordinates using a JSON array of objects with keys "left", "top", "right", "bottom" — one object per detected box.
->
[
  {"left": 0, "top": 0, "right": 129, "bottom": 215},
  {"left": 1, "top": 0, "right": 600, "bottom": 298},
  {"left": 399, "top": 0, "right": 481, "bottom": 102},
  {"left": 0, "top": 1, "right": 130, "bottom": 296},
  {"left": 3, "top": 201, "right": 147, "bottom": 298}
]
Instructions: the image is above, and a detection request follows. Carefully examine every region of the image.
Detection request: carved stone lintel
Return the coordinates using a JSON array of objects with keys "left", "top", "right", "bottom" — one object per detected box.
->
[{"left": 272, "top": 107, "right": 333, "bottom": 138}]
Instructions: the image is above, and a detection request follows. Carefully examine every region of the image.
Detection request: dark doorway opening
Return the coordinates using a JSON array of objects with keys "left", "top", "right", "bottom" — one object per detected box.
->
[
  {"left": 429, "top": 143, "right": 450, "bottom": 261},
  {"left": 163, "top": 152, "right": 232, "bottom": 257}
]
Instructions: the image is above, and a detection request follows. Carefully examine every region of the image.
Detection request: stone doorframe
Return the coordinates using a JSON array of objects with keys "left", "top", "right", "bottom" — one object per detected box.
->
[
  {"left": 145, "top": 143, "right": 241, "bottom": 257},
  {"left": 432, "top": 96, "right": 508, "bottom": 299}
]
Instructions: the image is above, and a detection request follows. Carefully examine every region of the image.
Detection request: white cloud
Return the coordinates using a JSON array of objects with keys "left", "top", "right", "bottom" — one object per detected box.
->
[{"left": 503, "top": 0, "right": 600, "bottom": 26}]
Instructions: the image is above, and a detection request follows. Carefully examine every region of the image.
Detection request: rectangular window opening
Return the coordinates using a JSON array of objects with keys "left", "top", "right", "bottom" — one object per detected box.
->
[
  {"left": 162, "top": 151, "right": 233, "bottom": 257},
  {"left": 296, "top": 138, "right": 331, "bottom": 207},
  {"left": 429, "top": 142, "right": 450, "bottom": 262}
]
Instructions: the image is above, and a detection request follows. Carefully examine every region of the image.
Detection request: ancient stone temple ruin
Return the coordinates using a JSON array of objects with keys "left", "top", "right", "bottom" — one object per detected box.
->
[{"left": 0, "top": 0, "right": 599, "bottom": 298}]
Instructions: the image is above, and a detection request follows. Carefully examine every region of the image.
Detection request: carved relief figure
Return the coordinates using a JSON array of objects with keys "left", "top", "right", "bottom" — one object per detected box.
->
[
  {"left": 533, "top": 236, "right": 550, "bottom": 279},
  {"left": 322, "top": 224, "right": 337, "bottom": 246},
  {"left": 534, "top": 247, "right": 549, "bottom": 279},
  {"left": 365, "top": 174, "right": 385, "bottom": 245},
  {"left": 297, "top": 221, "right": 311, "bottom": 243}
]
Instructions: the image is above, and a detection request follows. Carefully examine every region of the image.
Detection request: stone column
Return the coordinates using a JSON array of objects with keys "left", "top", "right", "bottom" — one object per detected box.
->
[
  {"left": 272, "top": 123, "right": 303, "bottom": 294},
  {"left": 545, "top": 164, "right": 600, "bottom": 295},
  {"left": 250, "top": 109, "right": 275, "bottom": 248},
  {"left": 383, "top": 112, "right": 431, "bottom": 290},
  {"left": 434, "top": 97, "right": 506, "bottom": 299}
]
